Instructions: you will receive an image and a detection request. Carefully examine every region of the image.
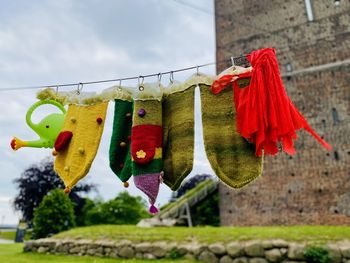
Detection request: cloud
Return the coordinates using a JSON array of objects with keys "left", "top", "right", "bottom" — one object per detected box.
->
[
  {"left": 0, "top": 196, "right": 12, "bottom": 203},
  {"left": 0, "top": 0, "right": 215, "bottom": 224}
]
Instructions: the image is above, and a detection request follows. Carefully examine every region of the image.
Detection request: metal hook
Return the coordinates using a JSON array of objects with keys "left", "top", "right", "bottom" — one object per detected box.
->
[
  {"left": 138, "top": 76, "right": 144, "bottom": 91},
  {"left": 196, "top": 65, "right": 199, "bottom": 75},
  {"left": 55, "top": 85, "right": 59, "bottom": 95},
  {"left": 230, "top": 56, "right": 235, "bottom": 67},
  {"left": 118, "top": 79, "right": 122, "bottom": 91},
  {"left": 157, "top": 73, "right": 162, "bottom": 87},
  {"left": 76, "top": 83, "right": 83, "bottom": 95},
  {"left": 157, "top": 73, "right": 162, "bottom": 82},
  {"left": 169, "top": 71, "right": 174, "bottom": 84}
]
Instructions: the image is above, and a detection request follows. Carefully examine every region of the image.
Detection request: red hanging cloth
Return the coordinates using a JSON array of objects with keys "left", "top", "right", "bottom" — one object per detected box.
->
[{"left": 211, "top": 48, "right": 332, "bottom": 157}]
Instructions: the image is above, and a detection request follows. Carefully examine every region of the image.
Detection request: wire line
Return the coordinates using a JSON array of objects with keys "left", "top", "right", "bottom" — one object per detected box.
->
[{"left": 0, "top": 62, "right": 217, "bottom": 92}]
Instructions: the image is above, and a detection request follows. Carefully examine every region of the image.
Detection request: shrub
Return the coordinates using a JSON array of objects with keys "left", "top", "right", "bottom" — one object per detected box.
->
[
  {"left": 13, "top": 158, "right": 95, "bottom": 225},
  {"left": 84, "top": 191, "right": 150, "bottom": 225},
  {"left": 192, "top": 190, "right": 220, "bottom": 226},
  {"left": 33, "top": 189, "right": 76, "bottom": 239},
  {"left": 304, "top": 246, "right": 331, "bottom": 263},
  {"left": 168, "top": 248, "right": 184, "bottom": 259}
]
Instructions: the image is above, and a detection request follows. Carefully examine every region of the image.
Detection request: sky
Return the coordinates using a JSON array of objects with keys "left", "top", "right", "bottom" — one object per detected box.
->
[{"left": 0, "top": 0, "right": 216, "bottom": 225}]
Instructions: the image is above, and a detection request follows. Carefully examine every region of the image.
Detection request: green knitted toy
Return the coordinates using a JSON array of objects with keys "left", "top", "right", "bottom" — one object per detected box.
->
[
  {"left": 109, "top": 99, "right": 133, "bottom": 187},
  {"left": 131, "top": 83, "right": 163, "bottom": 214},
  {"left": 200, "top": 83, "right": 263, "bottom": 188},
  {"left": 162, "top": 74, "right": 214, "bottom": 190}
]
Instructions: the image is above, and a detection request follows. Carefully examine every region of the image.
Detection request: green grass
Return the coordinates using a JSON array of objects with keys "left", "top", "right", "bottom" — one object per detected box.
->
[
  {"left": 54, "top": 225, "right": 350, "bottom": 244},
  {"left": 0, "top": 231, "right": 16, "bottom": 240},
  {"left": 0, "top": 230, "right": 32, "bottom": 241},
  {"left": 0, "top": 244, "right": 194, "bottom": 263}
]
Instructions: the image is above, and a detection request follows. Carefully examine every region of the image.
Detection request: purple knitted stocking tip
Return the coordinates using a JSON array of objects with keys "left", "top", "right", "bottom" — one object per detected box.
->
[{"left": 149, "top": 204, "right": 159, "bottom": 214}]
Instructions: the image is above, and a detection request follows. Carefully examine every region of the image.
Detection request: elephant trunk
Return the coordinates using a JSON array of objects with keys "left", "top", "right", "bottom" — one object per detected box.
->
[{"left": 11, "top": 137, "right": 48, "bottom": 150}]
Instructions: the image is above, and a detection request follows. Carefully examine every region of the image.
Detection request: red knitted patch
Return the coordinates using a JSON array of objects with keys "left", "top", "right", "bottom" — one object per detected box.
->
[
  {"left": 54, "top": 131, "right": 73, "bottom": 152},
  {"left": 131, "top": 125, "right": 162, "bottom": 165}
]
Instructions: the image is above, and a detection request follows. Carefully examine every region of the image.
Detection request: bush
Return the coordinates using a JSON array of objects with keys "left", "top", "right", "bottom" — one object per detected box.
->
[
  {"left": 33, "top": 189, "right": 76, "bottom": 239},
  {"left": 171, "top": 174, "right": 212, "bottom": 200},
  {"left": 168, "top": 248, "right": 184, "bottom": 259},
  {"left": 13, "top": 158, "right": 95, "bottom": 225},
  {"left": 304, "top": 246, "right": 331, "bottom": 263},
  {"left": 192, "top": 190, "right": 220, "bottom": 226},
  {"left": 84, "top": 192, "right": 150, "bottom": 225}
]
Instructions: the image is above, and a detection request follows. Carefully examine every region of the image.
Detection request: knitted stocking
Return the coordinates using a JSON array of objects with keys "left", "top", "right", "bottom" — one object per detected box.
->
[
  {"left": 162, "top": 83, "right": 195, "bottom": 190},
  {"left": 200, "top": 84, "right": 263, "bottom": 188},
  {"left": 54, "top": 101, "right": 108, "bottom": 193},
  {"left": 109, "top": 99, "right": 133, "bottom": 187},
  {"left": 131, "top": 85, "right": 163, "bottom": 214}
]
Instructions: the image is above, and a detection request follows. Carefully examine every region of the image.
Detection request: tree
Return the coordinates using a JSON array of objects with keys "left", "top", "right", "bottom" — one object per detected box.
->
[
  {"left": 191, "top": 190, "right": 220, "bottom": 226},
  {"left": 84, "top": 192, "right": 150, "bottom": 225},
  {"left": 169, "top": 174, "right": 220, "bottom": 226},
  {"left": 13, "top": 157, "right": 95, "bottom": 225},
  {"left": 171, "top": 174, "right": 212, "bottom": 200},
  {"left": 33, "top": 189, "right": 75, "bottom": 239}
]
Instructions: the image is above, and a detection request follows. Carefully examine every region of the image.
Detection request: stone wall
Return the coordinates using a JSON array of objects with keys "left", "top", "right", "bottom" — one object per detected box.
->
[
  {"left": 216, "top": 0, "right": 350, "bottom": 225},
  {"left": 24, "top": 238, "right": 350, "bottom": 263}
]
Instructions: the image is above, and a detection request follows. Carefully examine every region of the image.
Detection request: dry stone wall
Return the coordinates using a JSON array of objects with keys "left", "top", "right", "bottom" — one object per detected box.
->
[{"left": 24, "top": 238, "right": 350, "bottom": 263}]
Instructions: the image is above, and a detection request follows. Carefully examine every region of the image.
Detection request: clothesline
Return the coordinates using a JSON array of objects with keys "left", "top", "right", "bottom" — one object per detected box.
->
[
  {"left": 0, "top": 53, "right": 254, "bottom": 92},
  {"left": 0, "top": 62, "right": 220, "bottom": 92},
  {"left": 2, "top": 53, "right": 349, "bottom": 93}
]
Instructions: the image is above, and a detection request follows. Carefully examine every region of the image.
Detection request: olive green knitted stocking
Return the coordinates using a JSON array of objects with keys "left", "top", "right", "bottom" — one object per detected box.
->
[
  {"left": 162, "top": 85, "right": 195, "bottom": 190},
  {"left": 200, "top": 84, "right": 263, "bottom": 188}
]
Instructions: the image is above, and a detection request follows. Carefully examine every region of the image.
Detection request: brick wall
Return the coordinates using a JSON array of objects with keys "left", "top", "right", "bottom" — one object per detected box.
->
[{"left": 216, "top": 0, "right": 350, "bottom": 225}]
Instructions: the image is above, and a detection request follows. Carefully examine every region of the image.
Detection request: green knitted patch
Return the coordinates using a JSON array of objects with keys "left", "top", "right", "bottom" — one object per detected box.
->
[
  {"left": 132, "top": 158, "right": 163, "bottom": 176},
  {"left": 162, "top": 86, "right": 195, "bottom": 190},
  {"left": 132, "top": 100, "right": 162, "bottom": 126},
  {"left": 109, "top": 100, "right": 133, "bottom": 183},
  {"left": 200, "top": 84, "right": 263, "bottom": 188}
]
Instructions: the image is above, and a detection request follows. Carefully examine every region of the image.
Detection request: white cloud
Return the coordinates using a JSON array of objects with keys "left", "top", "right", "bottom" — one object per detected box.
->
[{"left": 0, "top": 196, "right": 12, "bottom": 203}]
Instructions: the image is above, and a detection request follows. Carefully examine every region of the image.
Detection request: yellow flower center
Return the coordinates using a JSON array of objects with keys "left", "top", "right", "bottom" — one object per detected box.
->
[{"left": 136, "top": 150, "right": 146, "bottom": 159}]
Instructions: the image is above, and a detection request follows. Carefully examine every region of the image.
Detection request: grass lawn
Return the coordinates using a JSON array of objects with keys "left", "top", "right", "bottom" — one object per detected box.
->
[
  {"left": 0, "top": 244, "right": 194, "bottom": 263},
  {"left": 54, "top": 225, "right": 350, "bottom": 244},
  {"left": 0, "top": 230, "right": 32, "bottom": 241},
  {"left": 0, "top": 231, "right": 16, "bottom": 240}
]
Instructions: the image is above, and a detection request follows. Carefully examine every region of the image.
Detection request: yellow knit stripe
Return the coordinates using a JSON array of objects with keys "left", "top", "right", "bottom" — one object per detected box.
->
[{"left": 154, "top": 147, "right": 162, "bottom": 159}]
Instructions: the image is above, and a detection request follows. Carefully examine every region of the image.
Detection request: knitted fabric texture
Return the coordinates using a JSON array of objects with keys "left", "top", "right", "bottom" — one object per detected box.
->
[
  {"left": 109, "top": 99, "right": 133, "bottom": 184},
  {"left": 131, "top": 98, "right": 162, "bottom": 212},
  {"left": 162, "top": 86, "right": 195, "bottom": 190},
  {"left": 54, "top": 102, "right": 108, "bottom": 191},
  {"left": 211, "top": 48, "right": 332, "bottom": 156},
  {"left": 200, "top": 84, "right": 263, "bottom": 188}
]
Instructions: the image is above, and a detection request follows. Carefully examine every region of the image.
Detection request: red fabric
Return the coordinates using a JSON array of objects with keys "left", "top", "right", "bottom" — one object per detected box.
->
[
  {"left": 54, "top": 131, "right": 73, "bottom": 152},
  {"left": 211, "top": 48, "right": 332, "bottom": 156},
  {"left": 131, "top": 124, "right": 162, "bottom": 165},
  {"left": 211, "top": 75, "right": 235, "bottom": 94}
]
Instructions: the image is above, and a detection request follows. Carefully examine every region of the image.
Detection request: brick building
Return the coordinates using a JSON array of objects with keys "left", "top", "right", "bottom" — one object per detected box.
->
[{"left": 215, "top": 0, "right": 350, "bottom": 225}]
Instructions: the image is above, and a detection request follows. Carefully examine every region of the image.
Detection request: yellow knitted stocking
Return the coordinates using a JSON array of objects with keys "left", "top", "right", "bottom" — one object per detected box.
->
[{"left": 54, "top": 102, "right": 108, "bottom": 192}]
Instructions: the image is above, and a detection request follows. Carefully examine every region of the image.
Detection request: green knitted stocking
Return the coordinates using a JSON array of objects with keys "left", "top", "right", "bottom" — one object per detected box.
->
[
  {"left": 109, "top": 99, "right": 133, "bottom": 187},
  {"left": 162, "top": 86, "right": 195, "bottom": 190},
  {"left": 200, "top": 84, "right": 263, "bottom": 188}
]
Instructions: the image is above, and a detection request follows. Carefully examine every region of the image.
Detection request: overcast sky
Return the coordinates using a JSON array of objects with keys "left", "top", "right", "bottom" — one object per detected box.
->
[{"left": 0, "top": 0, "right": 216, "bottom": 224}]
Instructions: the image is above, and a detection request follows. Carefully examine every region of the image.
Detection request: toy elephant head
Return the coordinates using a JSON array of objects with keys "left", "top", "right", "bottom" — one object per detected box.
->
[{"left": 11, "top": 100, "right": 66, "bottom": 150}]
